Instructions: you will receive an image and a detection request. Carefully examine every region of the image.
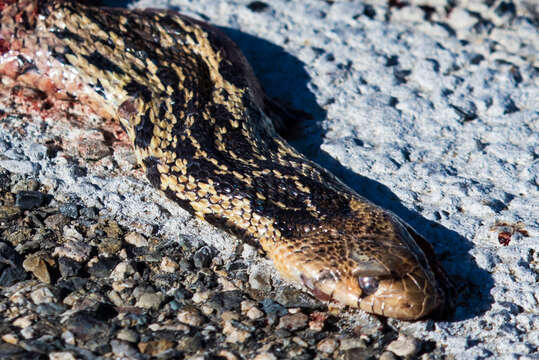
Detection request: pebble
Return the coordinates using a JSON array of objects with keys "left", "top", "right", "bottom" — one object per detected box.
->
[
  {"left": 49, "top": 352, "right": 76, "bottom": 360},
  {"left": 246, "top": 306, "right": 264, "bottom": 320},
  {"left": 124, "top": 232, "right": 148, "bottom": 247},
  {"left": 253, "top": 353, "right": 277, "bottom": 360},
  {"left": 138, "top": 339, "right": 175, "bottom": 356},
  {"left": 317, "top": 337, "right": 338, "bottom": 353},
  {"left": 177, "top": 307, "right": 204, "bottom": 327},
  {"left": 160, "top": 257, "right": 179, "bottom": 272},
  {"left": 15, "top": 191, "right": 45, "bottom": 210},
  {"left": 193, "top": 246, "right": 213, "bottom": 268},
  {"left": 0, "top": 205, "right": 21, "bottom": 221},
  {"left": 135, "top": 292, "right": 164, "bottom": 310},
  {"left": 340, "top": 338, "right": 368, "bottom": 351},
  {"left": 110, "top": 261, "right": 135, "bottom": 281},
  {"left": 261, "top": 298, "right": 287, "bottom": 316},
  {"left": 44, "top": 214, "right": 70, "bottom": 231},
  {"left": 1, "top": 334, "right": 18, "bottom": 344},
  {"left": 116, "top": 328, "right": 139, "bottom": 343},
  {"left": 59, "top": 204, "right": 78, "bottom": 219},
  {"left": 308, "top": 311, "right": 327, "bottom": 331},
  {"left": 223, "top": 320, "right": 251, "bottom": 343},
  {"left": 23, "top": 255, "right": 51, "bottom": 284},
  {"left": 53, "top": 239, "right": 91, "bottom": 262},
  {"left": 30, "top": 287, "right": 56, "bottom": 305},
  {"left": 110, "top": 340, "right": 140, "bottom": 358},
  {"left": 379, "top": 351, "right": 398, "bottom": 360},
  {"left": 277, "top": 313, "right": 308, "bottom": 331},
  {"left": 13, "top": 315, "right": 33, "bottom": 328},
  {"left": 387, "top": 334, "right": 422, "bottom": 357}
]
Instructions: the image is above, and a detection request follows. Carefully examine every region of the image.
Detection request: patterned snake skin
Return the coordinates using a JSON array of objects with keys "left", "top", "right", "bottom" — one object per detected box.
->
[{"left": 0, "top": 0, "right": 454, "bottom": 320}]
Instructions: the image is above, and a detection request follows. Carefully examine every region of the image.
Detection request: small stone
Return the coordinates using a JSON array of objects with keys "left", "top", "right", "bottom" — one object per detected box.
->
[
  {"left": 44, "top": 214, "right": 70, "bottom": 231},
  {"left": 13, "top": 315, "right": 33, "bottom": 328},
  {"left": 53, "top": 239, "right": 91, "bottom": 262},
  {"left": 61, "top": 331, "right": 75, "bottom": 346},
  {"left": 221, "top": 311, "right": 240, "bottom": 322},
  {"left": 253, "top": 353, "right": 277, "bottom": 360},
  {"left": 138, "top": 339, "right": 175, "bottom": 356},
  {"left": 249, "top": 269, "right": 271, "bottom": 290},
  {"left": 0, "top": 205, "right": 21, "bottom": 221},
  {"left": 177, "top": 307, "right": 204, "bottom": 327},
  {"left": 79, "top": 206, "right": 99, "bottom": 220},
  {"left": 89, "top": 257, "right": 121, "bottom": 278},
  {"left": 246, "top": 306, "right": 264, "bottom": 320},
  {"left": 110, "top": 261, "right": 135, "bottom": 281},
  {"left": 192, "top": 290, "right": 210, "bottom": 303},
  {"left": 49, "top": 352, "right": 76, "bottom": 360},
  {"left": 116, "top": 328, "right": 139, "bottom": 343},
  {"left": 111, "top": 340, "right": 139, "bottom": 358},
  {"left": 261, "top": 298, "right": 287, "bottom": 316},
  {"left": 277, "top": 313, "right": 308, "bottom": 331},
  {"left": 177, "top": 335, "right": 203, "bottom": 353},
  {"left": 1, "top": 334, "right": 18, "bottom": 344},
  {"left": 30, "top": 287, "right": 56, "bottom": 304},
  {"left": 380, "top": 351, "right": 398, "bottom": 360},
  {"left": 136, "top": 292, "right": 164, "bottom": 310},
  {"left": 124, "top": 232, "right": 148, "bottom": 247},
  {"left": 317, "top": 337, "right": 338, "bottom": 353},
  {"left": 160, "top": 257, "right": 179, "bottom": 272},
  {"left": 340, "top": 338, "right": 367, "bottom": 351},
  {"left": 23, "top": 255, "right": 51, "bottom": 284},
  {"left": 58, "top": 257, "right": 81, "bottom": 278},
  {"left": 387, "top": 334, "right": 422, "bottom": 357},
  {"left": 240, "top": 300, "right": 257, "bottom": 313},
  {"left": 59, "top": 204, "right": 78, "bottom": 219},
  {"left": 247, "top": 1, "right": 269, "bottom": 12},
  {"left": 217, "top": 350, "right": 239, "bottom": 360},
  {"left": 309, "top": 311, "right": 328, "bottom": 331},
  {"left": 20, "top": 326, "right": 34, "bottom": 339},
  {"left": 193, "top": 246, "right": 212, "bottom": 268},
  {"left": 15, "top": 191, "right": 45, "bottom": 210},
  {"left": 223, "top": 321, "right": 251, "bottom": 343}
]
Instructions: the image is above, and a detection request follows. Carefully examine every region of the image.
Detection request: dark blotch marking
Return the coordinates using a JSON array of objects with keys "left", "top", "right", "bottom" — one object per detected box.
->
[
  {"left": 143, "top": 156, "right": 161, "bottom": 188},
  {"left": 156, "top": 66, "right": 180, "bottom": 87},
  {"left": 134, "top": 109, "right": 154, "bottom": 149},
  {"left": 82, "top": 50, "right": 125, "bottom": 75},
  {"left": 124, "top": 80, "right": 152, "bottom": 103},
  {"left": 52, "top": 27, "right": 84, "bottom": 43}
]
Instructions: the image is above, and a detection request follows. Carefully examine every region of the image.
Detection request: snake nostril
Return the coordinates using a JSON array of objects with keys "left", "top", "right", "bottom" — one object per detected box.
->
[{"left": 358, "top": 276, "right": 379, "bottom": 296}]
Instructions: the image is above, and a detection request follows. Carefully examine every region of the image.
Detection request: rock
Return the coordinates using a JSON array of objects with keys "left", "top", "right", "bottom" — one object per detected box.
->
[
  {"left": 1, "top": 334, "right": 18, "bottom": 345},
  {"left": 248, "top": 269, "right": 271, "bottom": 290},
  {"left": 138, "top": 339, "right": 175, "bottom": 356},
  {"left": 208, "top": 291, "right": 243, "bottom": 312},
  {"left": 0, "top": 205, "right": 21, "bottom": 221},
  {"left": 0, "top": 159, "right": 36, "bottom": 174},
  {"left": 309, "top": 311, "right": 328, "bottom": 331},
  {"left": 124, "top": 232, "right": 148, "bottom": 247},
  {"left": 177, "top": 307, "right": 204, "bottom": 327},
  {"left": 44, "top": 214, "right": 70, "bottom": 231},
  {"left": 253, "top": 353, "right": 277, "bottom": 360},
  {"left": 260, "top": 298, "right": 287, "bottom": 316},
  {"left": 15, "top": 191, "right": 45, "bottom": 210},
  {"left": 340, "top": 338, "right": 367, "bottom": 351},
  {"left": 59, "top": 203, "right": 78, "bottom": 219},
  {"left": 387, "top": 334, "right": 422, "bottom": 357},
  {"left": 193, "top": 246, "right": 212, "bottom": 268},
  {"left": 89, "top": 257, "right": 121, "bottom": 278},
  {"left": 13, "top": 315, "right": 32, "bottom": 328},
  {"left": 116, "top": 329, "right": 139, "bottom": 343},
  {"left": 379, "top": 351, "right": 398, "bottom": 360},
  {"left": 160, "top": 257, "right": 179, "bottom": 272},
  {"left": 23, "top": 254, "right": 51, "bottom": 284},
  {"left": 49, "top": 352, "right": 76, "bottom": 360},
  {"left": 53, "top": 239, "right": 91, "bottom": 262},
  {"left": 58, "top": 257, "right": 81, "bottom": 278},
  {"left": 135, "top": 292, "right": 163, "bottom": 310},
  {"left": 223, "top": 320, "right": 251, "bottom": 343},
  {"left": 30, "top": 287, "right": 56, "bottom": 304},
  {"left": 110, "top": 340, "right": 140, "bottom": 358},
  {"left": 110, "top": 261, "right": 135, "bottom": 281},
  {"left": 317, "top": 337, "right": 338, "bottom": 353},
  {"left": 246, "top": 306, "right": 264, "bottom": 320},
  {"left": 27, "top": 143, "right": 48, "bottom": 161},
  {"left": 65, "top": 312, "right": 110, "bottom": 342},
  {"left": 277, "top": 313, "right": 308, "bottom": 331}
]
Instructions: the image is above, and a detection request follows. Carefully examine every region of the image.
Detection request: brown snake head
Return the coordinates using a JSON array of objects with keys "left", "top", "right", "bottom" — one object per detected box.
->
[{"left": 269, "top": 199, "right": 447, "bottom": 320}]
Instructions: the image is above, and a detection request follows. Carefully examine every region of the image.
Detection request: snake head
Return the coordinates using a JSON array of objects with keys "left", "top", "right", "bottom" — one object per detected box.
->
[{"left": 273, "top": 209, "right": 451, "bottom": 320}]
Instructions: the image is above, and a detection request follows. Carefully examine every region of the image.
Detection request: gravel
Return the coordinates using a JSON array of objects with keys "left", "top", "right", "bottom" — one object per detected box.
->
[{"left": 0, "top": 0, "right": 537, "bottom": 359}]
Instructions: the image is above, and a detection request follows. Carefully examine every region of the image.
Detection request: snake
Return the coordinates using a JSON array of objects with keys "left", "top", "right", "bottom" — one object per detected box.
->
[{"left": 0, "top": 0, "right": 454, "bottom": 320}]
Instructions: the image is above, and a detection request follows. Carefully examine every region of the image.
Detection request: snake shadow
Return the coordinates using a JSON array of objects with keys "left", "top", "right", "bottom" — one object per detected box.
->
[{"left": 221, "top": 27, "right": 494, "bottom": 322}]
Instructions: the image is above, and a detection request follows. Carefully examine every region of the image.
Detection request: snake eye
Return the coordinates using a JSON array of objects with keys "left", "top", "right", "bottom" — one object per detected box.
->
[{"left": 358, "top": 276, "right": 379, "bottom": 296}]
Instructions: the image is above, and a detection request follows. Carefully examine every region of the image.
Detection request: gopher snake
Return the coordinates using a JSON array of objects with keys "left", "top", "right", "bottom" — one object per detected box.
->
[{"left": 0, "top": 0, "right": 454, "bottom": 320}]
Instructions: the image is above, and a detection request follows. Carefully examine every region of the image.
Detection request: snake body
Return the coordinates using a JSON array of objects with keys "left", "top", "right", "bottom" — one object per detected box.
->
[{"left": 0, "top": 0, "right": 453, "bottom": 320}]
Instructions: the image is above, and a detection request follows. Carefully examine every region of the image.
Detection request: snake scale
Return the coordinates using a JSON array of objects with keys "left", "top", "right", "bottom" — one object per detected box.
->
[{"left": 1, "top": 0, "right": 454, "bottom": 320}]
